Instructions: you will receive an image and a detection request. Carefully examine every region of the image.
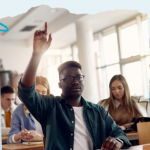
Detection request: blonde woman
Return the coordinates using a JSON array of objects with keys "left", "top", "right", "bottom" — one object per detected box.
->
[
  {"left": 7, "top": 76, "right": 50, "bottom": 144},
  {"left": 98, "top": 74, "right": 148, "bottom": 130}
]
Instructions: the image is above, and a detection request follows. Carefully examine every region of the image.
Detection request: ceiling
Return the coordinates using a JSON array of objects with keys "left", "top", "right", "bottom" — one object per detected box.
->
[{"left": 0, "top": 5, "right": 141, "bottom": 48}]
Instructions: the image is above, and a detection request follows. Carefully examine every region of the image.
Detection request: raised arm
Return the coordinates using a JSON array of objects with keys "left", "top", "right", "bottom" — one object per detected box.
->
[{"left": 21, "top": 22, "right": 52, "bottom": 88}]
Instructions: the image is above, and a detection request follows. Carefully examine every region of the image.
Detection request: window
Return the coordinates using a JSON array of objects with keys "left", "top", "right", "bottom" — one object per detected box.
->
[
  {"left": 103, "top": 33, "right": 119, "bottom": 65},
  {"left": 123, "top": 61, "right": 143, "bottom": 96},
  {"left": 96, "top": 15, "right": 149, "bottom": 100},
  {"left": 121, "top": 24, "right": 140, "bottom": 58}
]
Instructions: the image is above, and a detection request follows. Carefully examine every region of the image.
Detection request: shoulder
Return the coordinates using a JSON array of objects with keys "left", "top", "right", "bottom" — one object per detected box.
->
[
  {"left": 86, "top": 101, "right": 107, "bottom": 112},
  {"left": 97, "top": 98, "right": 109, "bottom": 106},
  {"left": 13, "top": 104, "right": 24, "bottom": 114}
]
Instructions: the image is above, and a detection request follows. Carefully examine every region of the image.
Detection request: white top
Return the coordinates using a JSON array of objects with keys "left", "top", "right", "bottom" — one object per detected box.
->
[
  {"left": 12, "top": 114, "right": 42, "bottom": 143},
  {"left": 73, "top": 107, "right": 93, "bottom": 150}
]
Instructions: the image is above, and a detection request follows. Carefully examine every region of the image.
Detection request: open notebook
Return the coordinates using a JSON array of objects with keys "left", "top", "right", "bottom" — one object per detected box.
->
[{"left": 23, "top": 134, "right": 43, "bottom": 142}]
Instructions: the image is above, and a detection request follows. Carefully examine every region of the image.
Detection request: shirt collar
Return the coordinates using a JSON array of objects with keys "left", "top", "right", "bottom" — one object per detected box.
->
[
  {"left": 114, "top": 99, "right": 124, "bottom": 108},
  {"left": 58, "top": 94, "right": 91, "bottom": 109}
]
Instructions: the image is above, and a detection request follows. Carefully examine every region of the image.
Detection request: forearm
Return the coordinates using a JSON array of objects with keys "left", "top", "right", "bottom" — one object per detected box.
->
[{"left": 21, "top": 53, "right": 42, "bottom": 88}]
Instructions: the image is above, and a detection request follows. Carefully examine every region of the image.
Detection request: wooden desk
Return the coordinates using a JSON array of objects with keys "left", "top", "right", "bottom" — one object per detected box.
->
[
  {"left": 2, "top": 143, "right": 43, "bottom": 150},
  {"left": 2, "top": 136, "right": 8, "bottom": 144},
  {"left": 126, "top": 131, "right": 138, "bottom": 140}
]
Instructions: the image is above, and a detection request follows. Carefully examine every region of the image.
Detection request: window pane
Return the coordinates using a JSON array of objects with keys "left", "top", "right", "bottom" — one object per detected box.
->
[
  {"left": 121, "top": 24, "right": 140, "bottom": 58},
  {"left": 142, "top": 20, "right": 149, "bottom": 55},
  {"left": 93, "top": 40, "right": 101, "bottom": 67},
  {"left": 98, "top": 64, "right": 120, "bottom": 99},
  {"left": 123, "top": 61, "right": 143, "bottom": 96},
  {"left": 103, "top": 33, "right": 119, "bottom": 65}
]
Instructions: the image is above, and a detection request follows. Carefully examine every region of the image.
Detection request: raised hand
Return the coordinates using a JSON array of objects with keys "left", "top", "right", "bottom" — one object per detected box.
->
[{"left": 33, "top": 22, "right": 52, "bottom": 55}]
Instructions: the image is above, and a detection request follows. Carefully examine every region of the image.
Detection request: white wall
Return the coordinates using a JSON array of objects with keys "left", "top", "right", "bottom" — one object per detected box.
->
[{"left": 0, "top": 40, "right": 32, "bottom": 74}]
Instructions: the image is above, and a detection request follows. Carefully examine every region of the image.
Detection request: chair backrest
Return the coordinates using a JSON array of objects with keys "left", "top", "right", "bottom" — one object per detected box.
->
[
  {"left": 143, "top": 144, "right": 150, "bottom": 150},
  {"left": 43, "top": 137, "right": 45, "bottom": 150},
  {"left": 137, "top": 122, "right": 150, "bottom": 145}
]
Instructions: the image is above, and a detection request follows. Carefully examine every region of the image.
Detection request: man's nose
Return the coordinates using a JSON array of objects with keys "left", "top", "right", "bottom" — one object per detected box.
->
[{"left": 72, "top": 77, "right": 79, "bottom": 84}]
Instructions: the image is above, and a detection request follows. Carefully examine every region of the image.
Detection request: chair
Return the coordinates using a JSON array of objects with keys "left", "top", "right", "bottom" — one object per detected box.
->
[
  {"left": 43, "top": 137, "right": 45, "bottom": 150},
  {"left": 137, "top": 122, "right": 150, "bottom": 145},
  {"left": 143, "top": 144, "right": 150, "bottom": 150}
]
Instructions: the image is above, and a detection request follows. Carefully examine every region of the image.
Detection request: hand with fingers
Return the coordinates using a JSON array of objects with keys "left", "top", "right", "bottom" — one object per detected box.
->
[
  {"left": 14, "top": 129, "right": 43, "bottom": 142},
  {"left": 20, "top": 129, "right": 34, "bottom": 141},
  {"left": 101, "top": 136, "right": 124, "bottom": 150},
  {"left": 33, "top": 22, "right": 52, "bottom": 55}
]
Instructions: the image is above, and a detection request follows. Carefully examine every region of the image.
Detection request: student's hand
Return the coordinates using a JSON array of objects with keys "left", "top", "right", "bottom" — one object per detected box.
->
[
  {"left": 20, "top": 129, "right": 34, "bottom": 141},
  {"left": 101, "top": 136, "right": 124, "bottom": 150},
  {"left": 33, "top": 22, "right": 52, "bottom": 55}
]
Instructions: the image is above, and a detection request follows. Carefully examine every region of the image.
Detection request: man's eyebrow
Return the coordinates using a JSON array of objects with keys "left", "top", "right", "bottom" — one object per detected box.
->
[{"left": 6, "top": 98, "right": 15, "bottom": 100}]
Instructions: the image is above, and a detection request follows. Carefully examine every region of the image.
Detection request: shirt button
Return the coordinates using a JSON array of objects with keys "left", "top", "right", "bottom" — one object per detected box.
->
[
  {"left": 70, "top": 108, "right": 73, "bottom": 111},
  {"left": 71, "top": 133, "right": 73, "bottom": 136},
  {"left": 72, "top": 121, "right": 74, "bottom": 123}
]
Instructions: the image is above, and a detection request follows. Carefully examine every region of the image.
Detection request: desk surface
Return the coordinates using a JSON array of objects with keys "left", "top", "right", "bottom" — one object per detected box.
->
[
  {"left": 2, "top": 143, "right": 43, "bottom": 150},
  {"left": 126, "top": 131, "right": 138, "bottom": 137}
]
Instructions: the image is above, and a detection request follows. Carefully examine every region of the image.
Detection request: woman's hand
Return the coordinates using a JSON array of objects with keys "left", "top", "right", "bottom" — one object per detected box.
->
[
  {"left": 14, "top": 129, "right": 43, "bottom": 142},
  {"left": 33, "top": 22, "right": 52, "bottom": 55},
  {"left": 14, "top": 129, "right": 33, "bottom": 142}
]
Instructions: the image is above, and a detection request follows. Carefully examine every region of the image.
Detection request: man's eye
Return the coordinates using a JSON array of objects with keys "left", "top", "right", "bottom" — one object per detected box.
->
[
  {"left": 66, "top": 77, "right": 72, "bottom": 81},
  {"left": 77, "top": 76, "right": 81, "bottom": 80}
]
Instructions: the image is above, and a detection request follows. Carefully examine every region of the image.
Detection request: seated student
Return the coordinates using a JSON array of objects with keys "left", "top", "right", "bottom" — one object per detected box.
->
[
  {"left": 17, "top": 22, "right": 131, "bottom": 150},
  {"left": 7, "top": 76, "right": 50, "bottom": 144},
  {"left": 98, "top": 74, "right": 148, "bottom": 130},
  {"left": 1, "top": 86, "right": 17, "bottom": 136}
]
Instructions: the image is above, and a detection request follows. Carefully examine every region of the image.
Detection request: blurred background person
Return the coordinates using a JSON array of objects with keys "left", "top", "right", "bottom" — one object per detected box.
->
[
  {"left": 98, "top": 74, "right": 148, "bottom": 130},
  {"left": 1, "top": 86, "right": 17, "bottom": 136},
  {"left": 7, "top": 76, "right": 50, "bottom": 144}
]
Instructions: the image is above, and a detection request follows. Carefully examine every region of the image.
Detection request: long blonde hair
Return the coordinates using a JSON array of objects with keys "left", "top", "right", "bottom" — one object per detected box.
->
[
  {"left": 20, "top": 76, "right": 50, "bottom": 117},
  {"left": 103, "top": 74, "right": 136, "bottom": 117}
]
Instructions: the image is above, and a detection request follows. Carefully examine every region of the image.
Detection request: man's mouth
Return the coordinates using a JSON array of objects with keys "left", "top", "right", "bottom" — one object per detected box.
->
[{"left": 71, "top": 87, "right": 81, "bottom": 91}]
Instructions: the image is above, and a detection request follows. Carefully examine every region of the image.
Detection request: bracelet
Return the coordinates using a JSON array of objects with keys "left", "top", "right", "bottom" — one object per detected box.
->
[{"left": 116, "top": 138, "right": 124, "bottom": 144}]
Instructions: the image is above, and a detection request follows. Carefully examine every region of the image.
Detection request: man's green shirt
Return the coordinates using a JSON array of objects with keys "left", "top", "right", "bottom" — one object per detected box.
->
[{"left": 18, "top": 81, "right": 131, "bottom": 150}]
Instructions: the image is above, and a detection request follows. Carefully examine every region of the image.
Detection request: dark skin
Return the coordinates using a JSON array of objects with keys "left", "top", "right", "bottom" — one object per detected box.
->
[
  {"left": 58, "top": 67, "right": 84, "bottom": 107},
  {"left": 21, "top": 22, "right": 124, "bottom": 150}
]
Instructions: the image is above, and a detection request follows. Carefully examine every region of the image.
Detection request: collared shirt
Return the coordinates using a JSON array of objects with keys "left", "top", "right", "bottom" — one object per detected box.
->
[
  {"left": 114, "top": 99, "right": 124, "bottom": 109},
  {"left": 18, "top": 81, "right": 131, "bottom": 150}
]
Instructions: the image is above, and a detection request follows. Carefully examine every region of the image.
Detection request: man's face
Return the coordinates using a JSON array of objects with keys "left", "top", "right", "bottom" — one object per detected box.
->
[
  {"left": 59, "top": 67, "right": 84, "bottom": 99},
  {"left": 1, "top": 93, "right": 15, "bottom": 110}
]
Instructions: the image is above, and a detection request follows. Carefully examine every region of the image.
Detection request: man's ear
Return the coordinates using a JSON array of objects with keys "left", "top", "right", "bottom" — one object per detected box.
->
[{"left": 58, "top": 82, "right": 62, "bottom": 89}]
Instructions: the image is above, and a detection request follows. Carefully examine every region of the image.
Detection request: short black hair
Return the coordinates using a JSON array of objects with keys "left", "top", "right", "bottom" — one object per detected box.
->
[
  {"left": 57, "top": 61, "right": 82, "bottom": 76},
  {"left": 1, "top": 85, "right": 15, "bottom": 96}
]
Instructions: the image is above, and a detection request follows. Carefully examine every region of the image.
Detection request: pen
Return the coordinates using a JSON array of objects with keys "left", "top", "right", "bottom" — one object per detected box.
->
[{"left": 21, "top": 125, "right": 28, "bottom": 136}]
